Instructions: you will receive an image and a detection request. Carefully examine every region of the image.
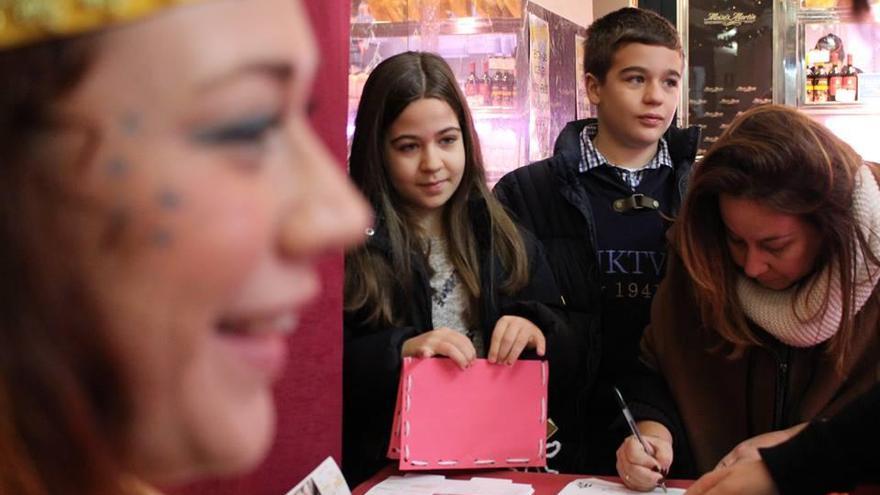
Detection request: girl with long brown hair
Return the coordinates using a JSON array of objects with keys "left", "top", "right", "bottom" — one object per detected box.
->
[
  {"left": 343, "top": 51, "right": 576, "bottom": 484},
  {"left": 614, "top": 105, "right": 880, "bottom": 491},
  {"left": 0, "top": 1, "right": 369, "bottom": 494}
]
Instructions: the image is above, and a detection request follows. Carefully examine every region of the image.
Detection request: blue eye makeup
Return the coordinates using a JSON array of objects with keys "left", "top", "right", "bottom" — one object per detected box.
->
[{"left": 192, "top": 113, "right": 281, "bottom": 145}]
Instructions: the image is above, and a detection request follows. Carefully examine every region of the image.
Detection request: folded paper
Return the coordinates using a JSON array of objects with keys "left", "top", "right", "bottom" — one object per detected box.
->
[{"left": 387, "top": 357, "right": 548, "bottom": 471}]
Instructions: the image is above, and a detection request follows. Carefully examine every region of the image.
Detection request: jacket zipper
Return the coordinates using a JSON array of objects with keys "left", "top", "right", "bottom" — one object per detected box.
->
[{"left": 773, "top": 346, "right": 791, "bottom": 429}]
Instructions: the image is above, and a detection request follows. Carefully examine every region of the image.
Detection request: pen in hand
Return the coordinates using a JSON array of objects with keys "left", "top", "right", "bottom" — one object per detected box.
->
[{"left": 614, "top": 386, "right": 668, "bottom": 493}]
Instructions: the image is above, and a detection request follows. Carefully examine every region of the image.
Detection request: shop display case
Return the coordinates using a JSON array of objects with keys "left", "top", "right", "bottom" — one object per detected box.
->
[
  {"left": 677, "top": 0, "right": 775, "bottom": 157},
  {"left": 774, "top": 0, "right": 880, "bottom": 161},
  {"left": 348, "top": 1, "right": 588, "bottom": 186},
  {"left": 679, "top": 0, "right": 880, "bottom": 160},
  {"left": 349, "top": 0, "right": 528, "bottom": 185}
]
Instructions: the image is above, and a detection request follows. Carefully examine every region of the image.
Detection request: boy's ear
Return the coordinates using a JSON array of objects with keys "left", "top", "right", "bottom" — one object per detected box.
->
[{"left": 585, "top": 73, "right": 602, "bottom": 106}]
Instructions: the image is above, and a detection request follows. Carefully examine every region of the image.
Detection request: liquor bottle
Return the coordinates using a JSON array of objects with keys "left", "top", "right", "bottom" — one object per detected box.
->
[
  {"left": 814, "top": 64, "right": 829, "bottom": 103},
  {"left": 805, "top": 64, "right": 816, "bottom": 103},
  {"left": 828, "top": 52, "right": 842, "bottom": 102},
  {"left": 479, "top": 59, "right": 492, "bottom": 106},
  {"left": 492, "top": 68, "right": 504, "bottom": 106},
  {"left": 508, "top": 69, "right": 517, "bottom": 106},
  {"left": 810, "top": 64, "right": 821, "bottom": 102},
  {"left": 500, "top": 71, "right": 511, "bottom": 106},
  {"left": 841, "top": 53, "right": 859, "bottom": 102},
  {"left": 464, "top": 61, "right": 478, "bottom": 97}
]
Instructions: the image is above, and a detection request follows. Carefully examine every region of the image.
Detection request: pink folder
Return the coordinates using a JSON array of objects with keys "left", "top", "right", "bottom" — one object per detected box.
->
[{"left": 387, "top": 357, "right": 548, "bottom": 471}]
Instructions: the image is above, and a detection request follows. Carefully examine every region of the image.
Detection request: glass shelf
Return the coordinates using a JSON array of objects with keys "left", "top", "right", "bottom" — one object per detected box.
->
[
  {"left": 797, "top": 6, "right": 859, "bottom": 22},
  {"left": 800, "top": 101, "right": 880, "bottom": 114},
  {"left": 775, "top": 0, "right": 880, "bottom": 161},
  {"left": 351, "top": 17, "right": 523, "bottom": 38}
]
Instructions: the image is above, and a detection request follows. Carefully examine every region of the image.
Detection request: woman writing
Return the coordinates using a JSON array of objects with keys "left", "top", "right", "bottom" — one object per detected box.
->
[{"left": 615, "top": 105, "right": 880, "bottom": 491}]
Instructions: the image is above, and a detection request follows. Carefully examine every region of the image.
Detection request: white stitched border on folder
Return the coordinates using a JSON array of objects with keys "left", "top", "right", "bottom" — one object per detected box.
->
[
  {"left": 437, "top": 460, "right": 458, "bottom": 466},
  {"left": 404, "top": 420, "right": 410, "bottom": 437},
  {"left": 405, "top": 375, "right": 413, "bottom": 413},
  {"left": 541, "top": 362, "right": 547, "bottom": 387},
  {"left": 539, "top": 438, "right": 544, "bottom": 458},
  {"left": 541, "top": 397, "right": 546, "bottom": 423},
  {"left": 410, "top": 460, "right": 429, "bottom": 466},
  {"left": 474, "top": 459, "right": 495, "bottom": 465},
  {"left": 404, "top": 445, "right": 409, "bottom": 461},
  {"left": 506, "top": 458, "right": 530, "bottom": 463}
]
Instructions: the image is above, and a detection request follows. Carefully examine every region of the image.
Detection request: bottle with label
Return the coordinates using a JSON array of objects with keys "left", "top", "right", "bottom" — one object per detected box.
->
[
  {"left": 492, "top": 68, "right": 504, "bottom": 106},
  {"left": 805, "top": 64, "right": 816, "bottom": 102},
  {"left": 500, "top": 71, "right": 511, "bottom": 106},
  {"left": 828, "top": 52, "right": 842, "bottom": 102},
  {"left": 508, "top": 69, "right": 517, "bottom": 107},
  {"left": 839, "top": 53, "right": 859, "bottom": 102},
  {"left": 464, "top": 61, "right": 478, "bottom": 97},
  {"left": 814, "top": 64, "right": 829, "bottom": 103},
  {"left": 479, "top": 59, "right": 492, "bottom": 106}
]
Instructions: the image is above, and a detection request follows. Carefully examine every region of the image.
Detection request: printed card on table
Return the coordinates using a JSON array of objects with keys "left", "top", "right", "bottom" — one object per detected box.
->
[
  {"left": 284, "top": 456, "right": 350, "bottom": 495},
  {"left": 387, "top": 357, "right": 548, "bottom": 471}
]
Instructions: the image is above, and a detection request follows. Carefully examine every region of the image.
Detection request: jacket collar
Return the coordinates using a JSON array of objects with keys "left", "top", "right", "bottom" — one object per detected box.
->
[{"left": 552, "top": 118, "right": 702, "bottom": 170}]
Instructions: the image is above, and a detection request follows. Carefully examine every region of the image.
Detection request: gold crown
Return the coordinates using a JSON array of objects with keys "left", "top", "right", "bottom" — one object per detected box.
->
[{"left": 0, "top": 0, "right": 205, "bottom": 49}]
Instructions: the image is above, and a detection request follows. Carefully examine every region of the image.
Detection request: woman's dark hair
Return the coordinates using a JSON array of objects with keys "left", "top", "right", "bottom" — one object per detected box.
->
[
  {"left": 676, "top": 104, "right": 876, "bottom": 364},
  {"left": 345, "top": 51, "right": 529, "bottom": 329},
  {"left": 0, "top": 36, "right": 131, "bottom": 495}
]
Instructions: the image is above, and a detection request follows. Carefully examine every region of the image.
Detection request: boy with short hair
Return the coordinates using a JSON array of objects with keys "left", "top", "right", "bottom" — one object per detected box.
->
[{"left": 494, "top": 7, "right": 700, "bottom": 473}]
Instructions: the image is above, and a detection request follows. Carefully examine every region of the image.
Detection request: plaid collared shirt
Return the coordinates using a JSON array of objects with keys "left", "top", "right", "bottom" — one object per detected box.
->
[{"left": 578, "top": 122, "right": 672, "bottom": 190}]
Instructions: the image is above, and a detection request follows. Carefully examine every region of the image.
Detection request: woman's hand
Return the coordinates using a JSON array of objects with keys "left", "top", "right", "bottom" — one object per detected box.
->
[
  {"left": 686, "top": 460, "right": 778, "bottom": 495},
  {"left": 715, "top": 423, "right": 806, "bottom": 469},
  {"left": 487, "top": 315, "right": 545, "bottom": 365},
  {"left": 616, "top": 421, "right": 673, "bottom": 492},
  {"left": 401, "top": 328, "right": 477, "bottom": 369}
]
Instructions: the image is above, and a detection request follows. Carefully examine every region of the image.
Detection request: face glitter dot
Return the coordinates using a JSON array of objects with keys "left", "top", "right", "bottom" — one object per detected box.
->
[
  {"left": 157, "top": 189, "right": 182, "bottom": 210},
  {"left": 121, "top": 112, "right": 141, "bottom": 134},
  {"left": 106, "top": 158, "right": 129, "bottom": 179},
  {"left": 109, "top": 206, "right": 129, "bottom": 227},
  {"left": 151, "top": 229, "right": 173, "bottom": 247}
]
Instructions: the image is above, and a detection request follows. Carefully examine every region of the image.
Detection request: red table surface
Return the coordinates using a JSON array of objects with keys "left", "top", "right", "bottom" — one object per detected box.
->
[{"left": 353, "top": 464, "right": 880, "bottom": 495}]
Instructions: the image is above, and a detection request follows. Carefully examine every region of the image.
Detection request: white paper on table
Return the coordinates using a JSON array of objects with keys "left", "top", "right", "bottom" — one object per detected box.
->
[
  {"left": 557, "top": 478, "right": 685, "bottom": 495},
  {"left": 364, "top": 474, "right": 533, "bottom": 495},
  {"left": 364, "top": 475, "right": 443, "bottom": 495},
  {"left": 284, "top": 456, "right": 350, "bottom": 495}
]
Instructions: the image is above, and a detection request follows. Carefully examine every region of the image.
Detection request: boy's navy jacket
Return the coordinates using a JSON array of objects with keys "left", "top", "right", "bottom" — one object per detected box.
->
[
  {"left": 342, "top": 197, "right": 577, "bottom": 486},
  {"left": 493, "top": 118, "right": 700, "bottom": 471}
]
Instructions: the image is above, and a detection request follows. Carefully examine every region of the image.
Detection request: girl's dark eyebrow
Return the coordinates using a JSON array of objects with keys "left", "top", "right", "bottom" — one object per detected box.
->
[
  {"left": 389, "top": 134, "right": 418, "bottom": 145},
  {"left": 436, "top": 126, "right": 461, "bottom": 135},
  {"left": 389, "top": 126, "right": 460, "bottom": 144}
]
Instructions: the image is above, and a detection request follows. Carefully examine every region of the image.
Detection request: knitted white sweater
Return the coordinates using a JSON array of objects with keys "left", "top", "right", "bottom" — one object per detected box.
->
[{"left": 737, "top": 165, "right": 880, "bottom": 347}]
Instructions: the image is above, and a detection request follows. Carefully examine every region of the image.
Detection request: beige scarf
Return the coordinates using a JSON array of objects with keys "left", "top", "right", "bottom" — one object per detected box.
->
[{"left": 736, "top": 165, "right": 880, "bottom": 347}]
